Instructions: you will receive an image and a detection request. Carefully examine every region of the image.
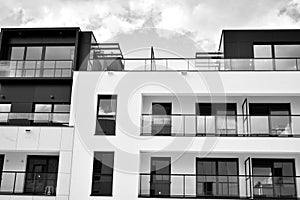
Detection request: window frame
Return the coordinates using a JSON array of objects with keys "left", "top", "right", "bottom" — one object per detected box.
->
[
  {"left": 196, "top": 157, "right": 240, "bottom": 197},
  {"left": 95, "top": 95, "right": 117, "bottom": 136},
  {"left": 91, "top": 151, "right": 114, "bottom": 196}
]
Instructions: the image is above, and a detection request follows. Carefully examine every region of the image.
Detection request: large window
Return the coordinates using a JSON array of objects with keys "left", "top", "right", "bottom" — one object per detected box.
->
[
  {"left": 253, "top": 44, "right": 300, "bottom": 70},
  {"left": 196, "top": 158, "right": 239, "bottom": 197},
  {"left": 96, "top": 95, "right": 117, "bottom": 135},
  {"left": 252, "top": 159, "right": 296, "bottom": 198},
  {"left": 45, "top": 46, "right": 75, "bottom": 60},
  {"left": 91, "top": 152, "right": 114, "bottom": 196},
  {"left": 249, "top": 103, "right": 291, "bottom": 136},
  {"left": 24, "top": 155, "right": 59, "bottom": 196},
  {"left": 196, "top": 103, "right": 237, "bottom": 136},
  {"left": 150, "top": 157, "right": 171, "bottom": 197}
]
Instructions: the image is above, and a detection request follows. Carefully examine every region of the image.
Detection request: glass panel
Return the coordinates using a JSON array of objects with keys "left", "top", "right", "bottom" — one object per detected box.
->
[
  {"left": 10, "top": 47, "right": 25, "bottom": 60},
  {"left": 250, "top": 116, "right": 269, "bottom": 135},
  {"left": 53, "top": 104, "right": 70, "bottom": 113},
  {"left": 254, "top": 59, "right": 273, "bottom": 70},
  {"left": 275, "top": 59, "right": 297, "bottom": 70},
  {"left": 35, "top": 104, "right": 52, "bottom": 113},
  {"left": 275, "top": 45, "right": 300, "bottom": 58},
  {"left": 254, "top": 45, "right": 272, "bottom": 58},
  {"left": 270, "top": 110, "right": 291, "bottom": 135},
  {"left": 45, "top": 46, "right": 75, "bottom": 60},
  {"left": 0, "top": 104, "right": 11, "bottom": 112},
  {"left": 26, "top": 47, "right": 42, "bottom": 60}
]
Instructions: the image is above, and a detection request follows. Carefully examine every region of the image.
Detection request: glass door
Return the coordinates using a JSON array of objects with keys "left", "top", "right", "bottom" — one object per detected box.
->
[
  {"left": 150, "top": 157, "right": 171, "bottom": 196},
  {"left": 24, "top": 155, "right": 58, "bottom": 195}
]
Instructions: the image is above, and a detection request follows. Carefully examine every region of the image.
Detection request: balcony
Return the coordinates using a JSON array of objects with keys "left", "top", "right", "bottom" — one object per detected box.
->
[
  {"left": 0, "top": 171, "right": 57, "bottom": 196},
  {"left": 0, "top": 112, "right": 70, "bottom": 126},
  {"left": 139, "top": 174, "right": 298, "bottom": 199},
  {"left": 0, "top": 60, "right": 73, "bottom": 78},
  {"left": 87, "top": 58, "right": 300, "bottom": 71},
  {"left": 141, "top": 114, "right": 299, "bottom": 137}
]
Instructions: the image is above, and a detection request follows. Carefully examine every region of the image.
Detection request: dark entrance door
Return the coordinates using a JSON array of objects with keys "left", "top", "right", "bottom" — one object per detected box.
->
[
  {"left": 150, "top": 157, "right": 171, "bottom": 197},
  {"left": 151, "top": 103, "right": 172, "bottom": 135},
  {"left": 24, "top": 155, "right": 59, "bottom": 195}
]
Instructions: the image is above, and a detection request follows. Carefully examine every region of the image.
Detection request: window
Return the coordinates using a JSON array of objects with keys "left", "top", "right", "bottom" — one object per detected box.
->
[
  {"left": 274, "top": 45, "right": 300, "bottom": 58},
  {"left": 10, "top": 47, "right": 25, "bottom": 60},
  {"left": 91, "top": 152, "right": 114, "bottom": 196},
  {"left": 196, "top": 103, "right": 237, "bottom": 135},
  {"left": 150, "top": 157, "right": 171, "bottom": 197},
  {"left": 252, "top": 159, "right": 296, "bottom": 198},
  {"left": 0, "top": 104, "right": 11, "bottom": 124},
  {"left": 33, "top": 103, "right": 70, "bottom": 125},
  {"left": 151, "top": 103, "right": 172, "bottom": 136},
  {"left": 249, "top": 103, "right": 291, "bottom": 136},
  {"left": 25, "top": 47, "right": 43, "bottom": 60},
  {"left": 24, "top": 155, "right": 59, "bottom": 196},
  {"left": 96, "top": 95, "right": 117, "bottom": 135},
  {"left": 45, "top": 46, "right": 75, "bottom": 60},
  {"left": 196, "top": 158, "right": 239, "bottom": 197},
  {"left": 254, "top": 45, "right": 272, "bottom": 58}
]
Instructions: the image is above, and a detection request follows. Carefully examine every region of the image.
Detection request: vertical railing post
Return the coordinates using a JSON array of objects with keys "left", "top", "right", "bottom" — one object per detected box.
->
[
  {"left": 183, "top": 115, "right": 185, "bottom": 136},
  {"left": 13, "top": 172, "right": 17, "bottom": 194},
  {"left": 183, "top": 175, "right": 186, "bottom": 197},
  {"left": 139, "top": 174, "right": 142, "bottom": 196}
]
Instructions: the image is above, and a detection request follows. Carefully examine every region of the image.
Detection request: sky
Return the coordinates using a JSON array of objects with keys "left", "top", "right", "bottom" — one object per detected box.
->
[{"left": 0, "top": 0, "right": 300, "bottom": 57}]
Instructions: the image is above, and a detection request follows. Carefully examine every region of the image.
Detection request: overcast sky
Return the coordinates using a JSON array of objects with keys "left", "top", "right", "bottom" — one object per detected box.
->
[{"left": 0, "top": 0, "right": 300, "bottom": 57}]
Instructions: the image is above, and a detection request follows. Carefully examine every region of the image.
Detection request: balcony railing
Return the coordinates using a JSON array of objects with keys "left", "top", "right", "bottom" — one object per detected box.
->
[
  {"left": 87, "top": 58, "right": 300, "bottom": 71},
  {"left": 139, "top": 174, "right": 298, "bottom": 199},
  {"left": 141, "top": 114, "right": 299, "bottom": 137},
  {"left": 0, "top": 60, "right": 73, "bottom": 77},
  {"left": 0, "top": 112, "right": 70, "bottom": 126},
  {"left": 0, "top": 171, "right": 58, "bottom": 196}
]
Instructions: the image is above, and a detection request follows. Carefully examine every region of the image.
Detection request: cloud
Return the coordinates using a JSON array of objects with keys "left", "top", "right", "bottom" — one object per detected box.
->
[
  {"left": 0, "top": 0, "right": 300, "bottom": 55},
  {"left": 279, "top": 0, "right": 300, "bottom": 22}
]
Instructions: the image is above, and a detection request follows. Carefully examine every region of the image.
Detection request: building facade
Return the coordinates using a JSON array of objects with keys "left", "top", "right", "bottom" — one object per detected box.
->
[{"left": 0, "top": 28, "right": 300, "bottom": 200}]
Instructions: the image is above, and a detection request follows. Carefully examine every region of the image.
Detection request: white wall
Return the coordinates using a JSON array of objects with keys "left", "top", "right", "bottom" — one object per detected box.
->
[{"left": 68, "top": 71, "right": 300, "bottom": 200}]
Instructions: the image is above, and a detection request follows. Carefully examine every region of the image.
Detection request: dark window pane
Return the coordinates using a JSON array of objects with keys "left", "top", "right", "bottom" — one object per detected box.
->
[
  {"left": 92, "top": 152, "right": 114, "bottom": 196},
  {"left": 26, "top": 47, "right": 42, "bottom": 60},
  {"left": 45, "top": 46, "right": 75, "bottom": 60},
  {"left": 10, "top": 47, "right": 25, "bottom": 60}
]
